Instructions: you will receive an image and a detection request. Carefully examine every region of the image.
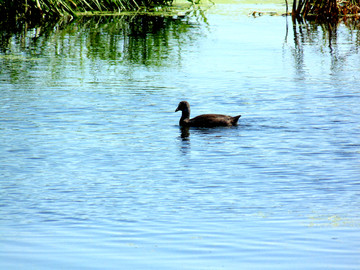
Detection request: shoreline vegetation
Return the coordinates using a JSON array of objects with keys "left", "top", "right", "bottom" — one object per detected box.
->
[
  {"left": 0, "top": 0, "right": 359, "bottom": 26},
  {"left": 289, "top": 0, "right": 360, "bottom": 22},
  {"left": 0, "top": 0, "right": 359, "bottom": 21},
  {"left": 0, "top": 0, "right": 178, "bottom": 21}
]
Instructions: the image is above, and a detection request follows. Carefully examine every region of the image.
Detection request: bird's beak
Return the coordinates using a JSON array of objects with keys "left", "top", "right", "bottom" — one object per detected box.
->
[{"left": 175, "top": 107, "right": 179, "bottom": 112}]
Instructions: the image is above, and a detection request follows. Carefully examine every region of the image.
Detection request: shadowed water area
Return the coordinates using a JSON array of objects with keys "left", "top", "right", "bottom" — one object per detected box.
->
[{"left": 1, "top": 1, "right": 360, "bottom": 269}]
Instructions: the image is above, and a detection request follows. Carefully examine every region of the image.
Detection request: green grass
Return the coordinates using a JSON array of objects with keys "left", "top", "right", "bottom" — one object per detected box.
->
[
  {"left": 1, "top": 0, "right": 359, "bottom": 21},
  {"left": 0, "top": 0, "right": 175, "bottom": 20}
]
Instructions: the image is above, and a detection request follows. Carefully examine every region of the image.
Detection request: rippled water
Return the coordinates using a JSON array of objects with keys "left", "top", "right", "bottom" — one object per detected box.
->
[{"left": 1, "top": 2, "right": 360, "bottom": 269}]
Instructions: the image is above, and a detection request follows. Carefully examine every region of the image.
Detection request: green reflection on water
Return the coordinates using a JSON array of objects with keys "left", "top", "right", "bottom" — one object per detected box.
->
[
  {"left": 0, "top": 0, "right": 359, "bottom": 87},
  {"left": 0, "top": 13, "right": 205, "bottom": 85}
]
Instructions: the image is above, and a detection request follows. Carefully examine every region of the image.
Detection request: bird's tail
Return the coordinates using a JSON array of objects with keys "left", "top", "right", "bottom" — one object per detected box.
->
[{"left": 232, "top": 115, "right": 241, "bottom": 125}]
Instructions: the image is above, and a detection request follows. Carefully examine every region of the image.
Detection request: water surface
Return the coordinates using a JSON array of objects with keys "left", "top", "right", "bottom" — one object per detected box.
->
[{"left": 1, "top": 2, "right": 360, "bottom": 269}]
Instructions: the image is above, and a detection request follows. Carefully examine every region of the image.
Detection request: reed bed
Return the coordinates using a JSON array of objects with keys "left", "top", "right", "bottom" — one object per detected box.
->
[
  {"left": 0, "top": 0, "right": 174, "bottom": 20},
  {"left": 290, "top": 0, "right": 360, "bottom": 21},
  {"left": 1, "top": 0, "right": 359, "bottom": 22}
]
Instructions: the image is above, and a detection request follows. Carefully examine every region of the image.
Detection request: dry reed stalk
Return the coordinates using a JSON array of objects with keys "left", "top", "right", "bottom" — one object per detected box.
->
[{"left": 289, "top": 0, "right": 360, "bottom": 21}]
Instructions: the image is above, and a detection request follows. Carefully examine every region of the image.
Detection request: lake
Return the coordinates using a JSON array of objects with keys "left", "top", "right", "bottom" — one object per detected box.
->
[{"left": 1, "top": 1, "right": 360, "bottom": 269}]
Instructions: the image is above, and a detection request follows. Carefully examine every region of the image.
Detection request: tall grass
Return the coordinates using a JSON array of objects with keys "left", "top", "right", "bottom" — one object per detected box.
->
[
  {"left": 290, "top": 0, "right": 360, "bottom": 21},
  {"left": 292, "top": 0, "right": 338, "bottom": 21},
  {"left": 0, "top": 0, "right": 174, "bottom": 20}
]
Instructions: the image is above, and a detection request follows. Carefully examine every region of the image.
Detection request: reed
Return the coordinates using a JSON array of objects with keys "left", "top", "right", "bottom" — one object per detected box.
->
[
  {"left": 0, "top": 0, "right": 174, "bottom": 20},
  {"left": 290, "top": 0, "right": 360, "bottom": 21},
  {"left": 338, "top": 0, "right": 360, "bottom": 16}
]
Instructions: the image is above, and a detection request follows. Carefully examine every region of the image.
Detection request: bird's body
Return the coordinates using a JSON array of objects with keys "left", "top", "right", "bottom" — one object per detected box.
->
[{"left": 175, "top": 101, "right": 241, "bottom": 128}]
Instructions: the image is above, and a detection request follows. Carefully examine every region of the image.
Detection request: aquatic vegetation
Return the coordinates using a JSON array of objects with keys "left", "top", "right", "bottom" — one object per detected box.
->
[
  {"left": 0, "top": 0, "right": 175, "bottom": 20},
  {"left": 289, "top": 0, "right": 360, "bottom": 22}
]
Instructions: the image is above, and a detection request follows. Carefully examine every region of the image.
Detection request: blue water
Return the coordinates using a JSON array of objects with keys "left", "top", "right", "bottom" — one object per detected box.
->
[{"left": 1, "top": 3, "right": 360, "bottom": 269}]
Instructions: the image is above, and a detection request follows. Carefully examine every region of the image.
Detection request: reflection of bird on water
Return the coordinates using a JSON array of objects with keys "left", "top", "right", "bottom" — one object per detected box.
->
[{"left": 175, "top": 101, "right": 241, "bottom": 128}]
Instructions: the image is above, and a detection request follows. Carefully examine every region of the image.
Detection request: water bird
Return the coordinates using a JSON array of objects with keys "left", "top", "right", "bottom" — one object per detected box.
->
[{"left": 175, "top": 101, "right": 241, "bottom": 128}]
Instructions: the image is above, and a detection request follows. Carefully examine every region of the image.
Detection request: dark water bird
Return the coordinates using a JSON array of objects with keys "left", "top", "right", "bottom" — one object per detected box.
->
[{"left": 175, "top": 101, "right": 241, "bottom": 128}]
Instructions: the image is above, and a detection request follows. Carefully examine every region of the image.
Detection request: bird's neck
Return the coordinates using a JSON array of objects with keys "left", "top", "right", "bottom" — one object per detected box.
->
[
  {"left": 181, "top": 108, "right": 190, "bottom": 120},
  {"left": 180, "top": 109, "right": 190, "bottom": 126}
]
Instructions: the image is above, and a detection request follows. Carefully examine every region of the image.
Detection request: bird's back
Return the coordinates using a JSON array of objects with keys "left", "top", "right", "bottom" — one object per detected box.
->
[{"left": 189, "top": 114, "right": 241, "bottom": 127}]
